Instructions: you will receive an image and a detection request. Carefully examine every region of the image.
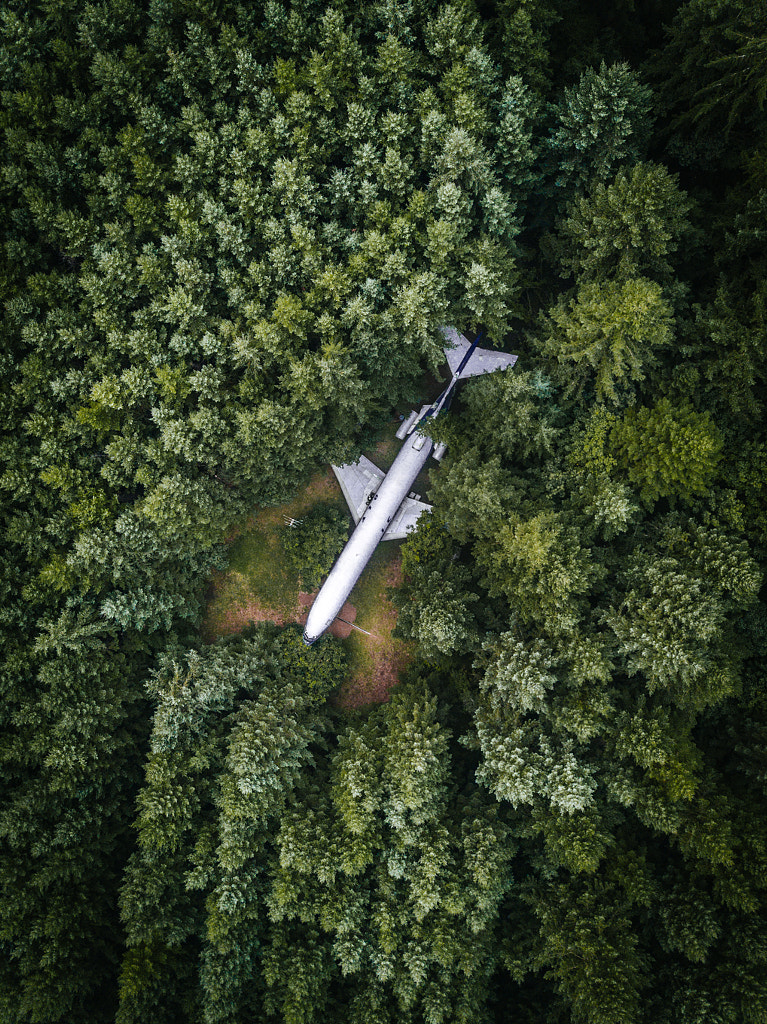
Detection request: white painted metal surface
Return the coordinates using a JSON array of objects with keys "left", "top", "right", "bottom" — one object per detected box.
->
[
  {"left": 303, "top": 429, "right": 434, "bottom": 643},
  {"left": 440, "top": 325, "right": 518, "bottom": 378},
  {"left": 302, "top": 326, "right": 517, "bottom": 644}
]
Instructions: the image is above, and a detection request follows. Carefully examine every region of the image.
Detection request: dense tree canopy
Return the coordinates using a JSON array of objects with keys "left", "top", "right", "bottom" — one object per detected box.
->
[{"left": 1, "top": 1, "right": 765, "bottom": 1023}]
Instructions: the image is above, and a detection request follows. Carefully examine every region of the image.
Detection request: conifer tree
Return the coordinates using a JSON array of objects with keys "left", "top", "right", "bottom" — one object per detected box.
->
[
  {"left": 540, "top": 277, "right": 674, "bottom": 406},
  {"left": 610, "top": 398, "right": 723, "bottom": 506},
  {"left": 545, "top": 61, "right": 653, "bottom": 205},
  {"left": 555, "top": 162, "right": 694, "bottom": 283}
]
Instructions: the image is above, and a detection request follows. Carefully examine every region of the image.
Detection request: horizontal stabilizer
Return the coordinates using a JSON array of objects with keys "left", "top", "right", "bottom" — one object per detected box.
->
[{"left": 440, "top": 325, "right": 517, "bottom": 379}]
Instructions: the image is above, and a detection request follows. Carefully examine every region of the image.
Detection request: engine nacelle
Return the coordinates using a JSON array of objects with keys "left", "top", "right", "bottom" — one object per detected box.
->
[
  {"left": 395, "top": 410, "right": 419, "bottom": 439},
  {"left": 432, "top": 441, "right": 448, "bottom": 461}
]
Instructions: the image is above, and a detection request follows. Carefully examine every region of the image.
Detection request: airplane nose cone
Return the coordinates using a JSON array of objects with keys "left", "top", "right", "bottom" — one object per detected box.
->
[{"left": 302, "top": 630, "right": 315, "bottom": 646}]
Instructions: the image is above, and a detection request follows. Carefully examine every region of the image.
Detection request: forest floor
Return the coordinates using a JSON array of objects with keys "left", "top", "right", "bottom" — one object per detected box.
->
[{"left": 201, "top": 441, "right": 416, "bottom": 710}]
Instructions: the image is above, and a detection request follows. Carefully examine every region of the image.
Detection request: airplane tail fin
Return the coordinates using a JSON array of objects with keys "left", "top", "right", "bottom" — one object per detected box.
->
[{"left": 440, "top": 326, "right": 517, "bottom": 379}]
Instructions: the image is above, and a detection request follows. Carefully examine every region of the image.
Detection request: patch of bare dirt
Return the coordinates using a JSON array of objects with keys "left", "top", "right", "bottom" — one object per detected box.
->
[
  {"left": 200, "top": 565, "right": 297, "bottom": 641},
  {"left": 203, "top": 584, "right": 358, "bottom": 642},
  {"left": 202, "top": 589, "right": 293, "bottom": 640},
  {"left": 333, "top": 650, "right": 411, "bottom": 711}
]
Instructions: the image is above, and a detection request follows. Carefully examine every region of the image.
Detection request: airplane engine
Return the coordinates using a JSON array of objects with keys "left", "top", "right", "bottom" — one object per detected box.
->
[
  {"left": 395, "top": 410, "right": 419, "bottom": 439},
  {"left": 432, "top": 441, "right": 447, "bottom": 461}
]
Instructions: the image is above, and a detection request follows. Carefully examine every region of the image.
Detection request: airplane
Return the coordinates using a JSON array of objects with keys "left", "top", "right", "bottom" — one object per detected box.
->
[{"left": 302, "top": 326, "right": 518, "bottom": 645}]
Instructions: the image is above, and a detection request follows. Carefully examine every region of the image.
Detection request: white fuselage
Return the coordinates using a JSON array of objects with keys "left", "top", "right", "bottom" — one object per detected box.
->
[{"left": 303, "top": 430, "right": 433, "bottom": 644}]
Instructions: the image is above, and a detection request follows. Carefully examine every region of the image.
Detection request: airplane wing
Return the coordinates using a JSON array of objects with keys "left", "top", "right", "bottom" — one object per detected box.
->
[
  {"left": 332, "top": 457, "right": 386, "bottom": 523},
  {"left": 383, "top": 495, "right": 432, "bottom": 541},
  {"left": 440, "top": 325, "right": 518, "bottom": 379},
  {"left": 333, "top": 458, "right": 433, "bottom": 538}
]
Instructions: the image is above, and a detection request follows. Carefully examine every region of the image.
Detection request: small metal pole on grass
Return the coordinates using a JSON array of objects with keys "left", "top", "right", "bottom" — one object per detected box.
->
[{"left": 336, "top": 617, "right": 381, "bottom": 639}]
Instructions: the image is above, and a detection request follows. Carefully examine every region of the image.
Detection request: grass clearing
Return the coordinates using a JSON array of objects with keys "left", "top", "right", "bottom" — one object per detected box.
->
[
  {"left": 332, "top": 541, "right": 416, "bottom": 711},
  {"left": 200, "top": 525, "right": 296, "bottom": 641},
  {"left": 226, "top": 529, "right": 295, "bottom": 613},
  {"left": 201, "top": 464, "right": 417, "bottom": 708},
  {"left": 201, "top": 468, "right": 343, "bottom": 641},
  {"left": 344, "top": 542, "right": 401, "bottom": 670}
]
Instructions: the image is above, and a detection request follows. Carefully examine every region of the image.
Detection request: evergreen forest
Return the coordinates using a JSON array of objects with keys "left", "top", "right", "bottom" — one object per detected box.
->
[{"left": 1, "top": 1, "right": 766, "bottom": 1022}]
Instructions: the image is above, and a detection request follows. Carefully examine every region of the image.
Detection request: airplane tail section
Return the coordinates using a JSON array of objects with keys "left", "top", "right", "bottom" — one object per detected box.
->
[{"left": 440, "top": 326, "right": 518, "bottom": 379}]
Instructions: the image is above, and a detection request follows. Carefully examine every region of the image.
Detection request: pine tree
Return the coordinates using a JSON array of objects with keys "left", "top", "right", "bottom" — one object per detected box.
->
[
  {"left": 555, "top": 162, "right": 694, "bottom": 283},
  {"left": 610, "top": 398, "right": 723, "bottom": 506},
  {"left": 545, "top": 60, "right": 653, "bottom": 205},
  {"left": 530, "top": 868, "right": 649, "bottom": 1024},
  {"left": 649, "top": 0, "right": 767, "bottom": 167},
  {"left": 540, "top": 277, "right": 674, "bottom": 407}
]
